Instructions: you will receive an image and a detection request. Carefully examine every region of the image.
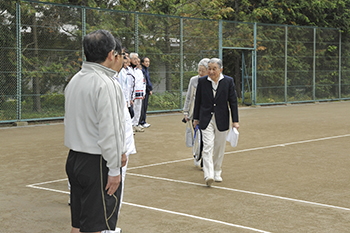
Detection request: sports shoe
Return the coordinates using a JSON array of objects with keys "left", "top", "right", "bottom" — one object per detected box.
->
[
  {"left": 142, "top": 123, "right": 151, "bottom": 128},
  {"left": 194, "top": 156, "right": 200, "bottom": 167},
  {"left": 133, "top": 126, "right": 144, "bottom": 132},
  {"left": 138, "top": 124, "right": 144, "bottom": 129},
  {"left": 101, "top": 228, "right": 122, "bottom": 233},
  {"left": 214, "top": 176, "right": 223, "bottom": 182},
  {"left": 205, "top": 177, "right": 214, "bottom": 187}
]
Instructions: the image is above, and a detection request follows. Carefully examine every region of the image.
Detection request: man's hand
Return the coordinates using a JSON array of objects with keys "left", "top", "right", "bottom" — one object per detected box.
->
[
  {"left": 193, "top": 120, "right": 199, "bottom": 128},
  {"left": 149, "top": 91, "right": 152, "bottom": 95},
  {"left": 184, "top": 115, "right": 189, "bottom": 122},
  {"left": 105, "top": 175, "right": 121, "bottom": 196},
  {"left": 232, "top": 122, "right": 239, "bottom": 129},
  {"left": 121, "top": 153, "right": 127, "bottom": 167}
]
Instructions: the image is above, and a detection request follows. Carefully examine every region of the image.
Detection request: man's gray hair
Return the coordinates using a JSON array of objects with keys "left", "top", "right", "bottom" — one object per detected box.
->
[
  {"left": 208, "top": 58, "right": 223, "bottom": 69},
  {"left": 130, "top": 52, "right": 139, "bottom": 59},
  {"left": 198, "top": 58, "right": 210, "bottom": 69}
]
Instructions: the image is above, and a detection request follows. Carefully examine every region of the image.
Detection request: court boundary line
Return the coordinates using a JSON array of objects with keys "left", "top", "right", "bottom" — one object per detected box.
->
[
  {"left": 126, "top": 172, "right": 350, "bottom": 212},
  {"left": 128, "top": 133, "right": 350, "bottom": 170},
  {"left": 26, "top": 169, "right": 350, "bottom": 213},
  {"left": 25, "top": 181, "right": 270, "bottom": 233},
  {"left": 123, "top": 201, "right": 271, "bottom": 233}
]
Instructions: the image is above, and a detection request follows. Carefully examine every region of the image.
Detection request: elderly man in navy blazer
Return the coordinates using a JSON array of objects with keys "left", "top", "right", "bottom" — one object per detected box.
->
[{"left": 193, "top": 58, "right": 239, "bottom": 187}]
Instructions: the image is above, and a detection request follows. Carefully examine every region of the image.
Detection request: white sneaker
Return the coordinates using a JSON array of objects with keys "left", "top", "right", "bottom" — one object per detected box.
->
[
  {"left": 133, "top": 126, "right": 144, "bottom": 132},
  {"left": 214, "top": 176, "right": 223, "bottom": 182},
  {"left": 205, "top": 177, "right": 214, "bottom": 187},
  {"left": 138, "top": 124, "right": 144, "bottom": 129},
  {"left": 102, "top": 227, "right": 122, "bottom": 233},
  {"left": 142, "top": 123, "right": 151, "bottom": 128},
  {"left": 194, "top": 156, "right": 200, "bottom": 167}
]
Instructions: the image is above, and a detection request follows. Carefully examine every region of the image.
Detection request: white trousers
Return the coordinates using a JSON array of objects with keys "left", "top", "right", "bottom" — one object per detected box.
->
[
  {"left": 132, "top": 98, "right": 143, "bottom": 126},
  {"left": 201, "top": 115, "right": 227, "bottom": 180}
]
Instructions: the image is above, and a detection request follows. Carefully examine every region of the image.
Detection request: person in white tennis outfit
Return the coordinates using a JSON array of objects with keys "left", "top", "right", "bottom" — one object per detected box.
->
[{"left": 103, "top": 54, "right": 137, "bottom": 233}]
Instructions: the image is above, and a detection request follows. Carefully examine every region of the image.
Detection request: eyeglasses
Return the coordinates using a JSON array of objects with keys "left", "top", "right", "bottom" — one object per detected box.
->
[{"left": 113, "top": 50, "right": 125, "bottom": 57}]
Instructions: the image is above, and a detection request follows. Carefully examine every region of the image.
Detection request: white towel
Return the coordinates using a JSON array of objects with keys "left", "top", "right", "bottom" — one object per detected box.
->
[{"left": 226, "top": 127, "right": 239, "bottom": 147}]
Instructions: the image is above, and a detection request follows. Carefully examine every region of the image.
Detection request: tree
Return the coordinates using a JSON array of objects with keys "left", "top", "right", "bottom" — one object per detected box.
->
[
  {"left": 18, "top": 1, "right": 82, "bottom": 113},
  {"left": 221, "top": 0, "right": 350, "bottom": 101}
]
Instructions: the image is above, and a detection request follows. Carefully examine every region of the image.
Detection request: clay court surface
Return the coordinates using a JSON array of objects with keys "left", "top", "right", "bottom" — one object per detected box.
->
[{"left": 1, "top": 101, "right": 350, "bottom": 233}]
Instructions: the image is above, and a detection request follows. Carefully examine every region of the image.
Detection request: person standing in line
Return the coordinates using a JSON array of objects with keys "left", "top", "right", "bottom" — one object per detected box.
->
[
  {"left": 193, "top": 58, "right": 239, "bottom": 187},
  {"left": 65, "top": 30, "right": 127, "bottom": 233},
  {"left": 127, "top": 53, "right": 144, "bottom": 132},
  {"left": 104, "top": 48, "right": 137, "bottom": 233},
  {"left": 139, "top": 57, "right": 153, "bottom": 128},
  {"left": 183, "top": 58, "right": 210, "bottom": 168},
  {"left": 132, "top": 56, "right": 146, "bottom": 131},
  {"left": 114, "top": 47, "right": 130, "bottom": 108}
]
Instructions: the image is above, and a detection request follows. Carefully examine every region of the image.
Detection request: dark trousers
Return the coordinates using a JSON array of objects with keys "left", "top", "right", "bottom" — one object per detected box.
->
[{"left": 139, "top": 92, "right": 150, "bottom": 125}]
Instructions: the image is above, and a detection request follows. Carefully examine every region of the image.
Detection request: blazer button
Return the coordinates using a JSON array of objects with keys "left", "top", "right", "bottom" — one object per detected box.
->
[{"left": 214, "top": 104, "right": 216, "bottom": 106}]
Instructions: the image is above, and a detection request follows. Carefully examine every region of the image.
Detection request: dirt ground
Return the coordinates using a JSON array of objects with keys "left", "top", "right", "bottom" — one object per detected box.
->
[{"left": 1, "top": 101, "right": 350, "bottom": 233}]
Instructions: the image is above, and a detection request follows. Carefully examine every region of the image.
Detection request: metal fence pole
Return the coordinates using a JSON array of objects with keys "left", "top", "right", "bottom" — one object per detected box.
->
[
  {"left": 242, "top": 52, "right": 244, "bottom": 103},
  {"left": 219, "top": 20, "right": 222, "bottom": 60},
  {"left": 339, "top": 30, "right": 342, "bottom": 99},
  {"left": 313, "top": 27, "right": 316, "bottom": 100},
  {"left": 180, "top": 17, "right": 183, "bottom": 109},
  {"left": 253, "top": 22, "right": 257, "bottom": 105},
  {"left": 285, "top": 25, "right": 288, "bottom": 103},
  {"left": 135, "top": 13, "right": 139, "bottom": 54},
  {"left": 16, "top": 1, "right": 22, "bottom": 121},
  {"left": 82, "top": 6, "right": 86, "bottom": 61}
]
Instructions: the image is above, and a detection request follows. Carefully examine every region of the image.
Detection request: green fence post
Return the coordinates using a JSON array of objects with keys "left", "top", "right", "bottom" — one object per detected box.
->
[
  {"left": 253, "top": 22, "right": 257, "bottom": 105},
  {"left": 219, "top": 20, "right": 222, "bottom": 60},
  {"left": 313, "top": 27, "right": 316, "bottom": 101},
  {"left": 339, "top": 30, "right": 342, "bottom": 99},
  {"left": 135, "top": 13, "right": 139, "bottom": 54},
  {"left": 180, "top": 17, "right": 184, "bottom": 109},
  {"left": 16, "top": 1, "right": 22, "bottom": 121},
  {"left": 82, "top": 6, "right": 86, "bottom": 61},
  {"left": 285, "top": 25, "right": 288, "bottom": 103}
]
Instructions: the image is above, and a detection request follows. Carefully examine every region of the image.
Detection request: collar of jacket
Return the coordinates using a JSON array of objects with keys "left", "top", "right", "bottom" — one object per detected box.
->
[{"left": 82, "top": 61, "right": 117, "bottom": 78}]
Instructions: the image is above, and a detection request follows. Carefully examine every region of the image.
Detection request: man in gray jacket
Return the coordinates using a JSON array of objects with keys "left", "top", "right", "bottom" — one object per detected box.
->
[{"left": 65, "top": 29, "right": 127, "bottom": 233}]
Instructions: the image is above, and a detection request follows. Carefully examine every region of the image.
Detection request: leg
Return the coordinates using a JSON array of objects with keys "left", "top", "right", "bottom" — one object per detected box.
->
[
  {"left": 212, "top": 127, "right": 227, "bottom": 181},
  {"left": 201, "top": 120, "right": 215, "bottom": 184},
  {"left": 132, "top": 99, "right": 142, "bottom": 126},
  {"left": 139, "top": 94, "right": 147, "bottom": 125},
  {"left": 70, "top": 227, "right": 80, "bottom": 233}
]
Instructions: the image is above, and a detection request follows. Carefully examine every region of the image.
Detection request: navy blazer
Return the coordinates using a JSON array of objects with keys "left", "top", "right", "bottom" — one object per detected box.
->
[{"left": 193, "top": 75, "right": 239, "bottom": 131}]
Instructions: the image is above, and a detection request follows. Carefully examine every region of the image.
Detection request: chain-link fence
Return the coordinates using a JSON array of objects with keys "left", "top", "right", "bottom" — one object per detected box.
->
[{"left": 1, "top": 0, "right": 350, "bottom": 123}]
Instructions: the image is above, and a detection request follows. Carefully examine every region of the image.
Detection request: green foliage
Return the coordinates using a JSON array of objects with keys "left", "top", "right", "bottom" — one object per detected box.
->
[
  {"left": 148, "top": 91, "right": 181, "bottom": 111},
  {"left": 0, "top": 93, "right": 65, "bottom": 121}
]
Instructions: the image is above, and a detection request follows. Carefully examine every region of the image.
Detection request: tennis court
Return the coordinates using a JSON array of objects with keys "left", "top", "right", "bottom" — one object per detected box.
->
[{"left": 1, "top": 101, "right": 350, "bottom": 233}]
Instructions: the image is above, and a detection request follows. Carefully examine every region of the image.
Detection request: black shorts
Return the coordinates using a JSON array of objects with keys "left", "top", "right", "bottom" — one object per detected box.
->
[{"left": 66, "top": 150, "right": 122, "bottom": 232}]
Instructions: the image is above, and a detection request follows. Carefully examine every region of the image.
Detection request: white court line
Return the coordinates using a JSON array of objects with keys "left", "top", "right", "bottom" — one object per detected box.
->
[
  {"left": 28, "top": 178, "right": 68, "bottom": 186},
  {"left": 26, "top": 184, "right": 69, "bottom": 194},
  {"left": 128, "top": 158, "right": 192, "bottom": 170},
  {"left": 123, "top": 201, "right": 271, "bottom": 233},
  {"left": 25, "top": 181, "right": 270, "bottom": 232},
  {"left": 225, "top": 134, "right": 350, "bottom": 155},
  {"left": 128, "top": 134, "right": 350, "bottom": 170},
  {"left": 126, "top": 172, "right": 350, "bottom": 212}
]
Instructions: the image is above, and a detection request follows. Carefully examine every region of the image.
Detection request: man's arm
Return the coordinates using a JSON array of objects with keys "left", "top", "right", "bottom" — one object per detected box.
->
[
  {"left": 96, "top": 80, "right": 127, "bottom": 193},
  {"left": 105, "top": 153, "right": 127, "bottom": 195},
  {"left": 227, "top": 77, "right": 239, "bottom": 128},
  {"left": 192, "top": 78, "right": 202, "bottom": 128}
]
